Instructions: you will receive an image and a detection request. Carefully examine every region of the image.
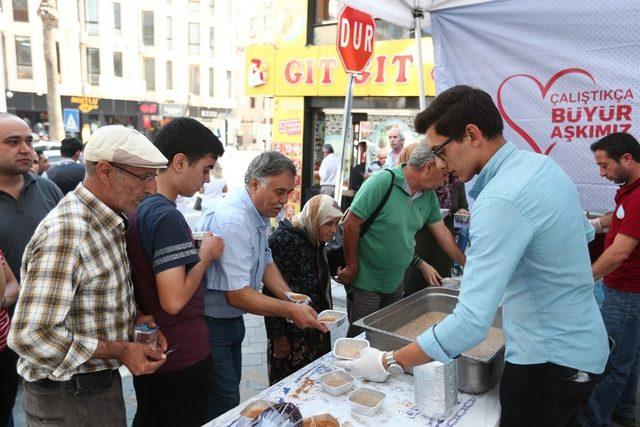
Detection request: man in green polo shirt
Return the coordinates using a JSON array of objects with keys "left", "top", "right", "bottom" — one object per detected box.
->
[{"left": 337, "top": 142, "right": 466, "bottom": 337}]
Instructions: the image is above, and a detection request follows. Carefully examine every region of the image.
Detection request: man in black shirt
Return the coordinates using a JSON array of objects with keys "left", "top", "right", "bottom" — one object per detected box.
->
[{"left": 47, "top": 137, "right": 85, "bottom": 194}]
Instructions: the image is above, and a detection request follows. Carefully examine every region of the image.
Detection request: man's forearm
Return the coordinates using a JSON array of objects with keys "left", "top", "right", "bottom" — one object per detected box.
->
[
  {"left": 388, "top": 342, "right": 432, "bottom": 371},
  {"left": 262, "top": 263, "right": 291, "bottom": 300},
  {"left": 93, "top": 340, "right": 127, "bottom": 360},
  {"left": 431, "top": 222, "right": 466, "bottom": 265},
  {"left": 225, "top": 286, "right": 291, "bottom": 318},
  {"left": 593, "top": 250, "right": 626, "bottom": 280},
  {"left": 343, "top": 218, "right": 361, "bottom": 268}
]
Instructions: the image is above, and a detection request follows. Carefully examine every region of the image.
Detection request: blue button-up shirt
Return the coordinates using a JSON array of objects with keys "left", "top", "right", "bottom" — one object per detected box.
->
[
  {"left": 418, "top": 142, "right": 609, "bottom": 374},
  {"left": 195, "top": 188, "right": 273, "bottom": 318}
]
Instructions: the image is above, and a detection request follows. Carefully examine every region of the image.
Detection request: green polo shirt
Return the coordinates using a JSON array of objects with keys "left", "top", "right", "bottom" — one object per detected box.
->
[{"left": 349, "top": 166, "right": 441, "bottom": 293}]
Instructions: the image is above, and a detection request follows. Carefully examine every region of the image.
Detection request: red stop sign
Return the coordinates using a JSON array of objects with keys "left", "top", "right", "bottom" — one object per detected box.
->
[{"left": 336, "top": 6, "right": 376, "bottom": 74}]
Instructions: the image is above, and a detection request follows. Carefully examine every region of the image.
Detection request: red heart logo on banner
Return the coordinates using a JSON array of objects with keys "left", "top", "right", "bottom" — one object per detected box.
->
[{"left": 496, "top": 68, "right": 596, "bottom": 155}]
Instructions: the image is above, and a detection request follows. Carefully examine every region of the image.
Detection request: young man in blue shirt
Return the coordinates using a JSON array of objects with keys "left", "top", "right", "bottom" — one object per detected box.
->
[
  {"left": 126, "top": 117, "right": 225, "bottom": 427},
  {"left": 338, "top": 85, "right": 609, "bottom": 426}
]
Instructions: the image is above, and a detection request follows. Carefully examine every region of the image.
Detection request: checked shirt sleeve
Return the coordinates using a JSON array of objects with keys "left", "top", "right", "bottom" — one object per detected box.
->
[{"left": 8, "top": 222, "right": 98, "bottom": 380}]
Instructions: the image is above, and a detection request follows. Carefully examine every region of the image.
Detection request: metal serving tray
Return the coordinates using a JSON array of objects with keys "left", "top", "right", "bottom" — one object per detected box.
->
[{"left": 353, "top": 287, "right": 504, "bottom": 394}]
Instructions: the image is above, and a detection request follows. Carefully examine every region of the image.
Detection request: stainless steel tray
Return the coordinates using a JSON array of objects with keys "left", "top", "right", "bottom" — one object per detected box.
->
[{"left": 352, "top": 287, "right": 504, "bottom": 394}]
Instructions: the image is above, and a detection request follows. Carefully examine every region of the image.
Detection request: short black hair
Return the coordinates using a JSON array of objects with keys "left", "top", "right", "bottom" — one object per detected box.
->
[
  {"left": 60, "top": 137, "right": 83, "bottom": 158},
  {"left": 154, "top": 117, "right": 224, "bottom": 164},
  {"left": 34, "top": 147, "right": 45, "bottom": 156},
  {"left": 323, "top": 144, "right": 334, "bottom": 153},
  {"left": 590, "top": 132, "right": 640, "bottom": 162},
  {"left": 414, "top": 85, "right": 504, "bottom": 141}
]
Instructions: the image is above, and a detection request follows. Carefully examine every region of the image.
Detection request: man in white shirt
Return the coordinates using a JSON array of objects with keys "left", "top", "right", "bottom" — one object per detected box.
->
[
  {"left": 385, "top": 127, "right": 405, "bottom": 168},
  {"left": 317, "top": 144, "right": 339, "bottom": 197}
]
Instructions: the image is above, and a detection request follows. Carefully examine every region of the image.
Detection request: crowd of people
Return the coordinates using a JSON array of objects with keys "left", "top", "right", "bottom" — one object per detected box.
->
[{"left": 0, "top": 83, "right": 638, "bottom": 427}]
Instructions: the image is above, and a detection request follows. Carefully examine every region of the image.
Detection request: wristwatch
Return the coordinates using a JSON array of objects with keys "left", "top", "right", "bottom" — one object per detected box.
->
[{"left": 384, "top": 351, "right": 404, "bottom": 376}]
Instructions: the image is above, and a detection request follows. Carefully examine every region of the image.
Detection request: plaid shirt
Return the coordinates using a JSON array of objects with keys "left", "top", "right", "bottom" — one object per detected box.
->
[{"left": 8, "top": 184, "right": 136, "bottom": 381}]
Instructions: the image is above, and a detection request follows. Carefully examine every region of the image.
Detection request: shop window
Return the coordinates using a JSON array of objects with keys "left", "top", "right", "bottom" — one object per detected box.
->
[
  {"left": 113, "top": 3, "right": 121, "bottom": 34},
  {"left": 209, "top": 27, "right": 214, "bottom": 57},
  {"left": 15, "top": 36, "right": 32, "bottom": 79},
  {"left": 208, "top": 67, "right": 214, "bottom": 97},
  {"left": 86, "top": 47, "right": 100, "bottom": 85},
  {"left": 166, "top": 61, "right": 173, "bottom": 90},
  {"left": 189, "top": 23, "right": 200, "bottom": 55},
  {"left": 144, "top": 58, "right": 155, "bottom": 91},
  {"left": 12, "top": 0, "right": 28, "bottom": 22},
  {"left": 142, "top": 11, "right": 154, "bottom": 46},
  {"left": 189, "top": 0, "right": 199, "bottom": 13},
  {"left": 226, "top": 70, "right": 231, "bottom": 98},
  {"left": 113, "top": 52, "right": 123, "bottom": 77},
  {"left": 85, "top": 0, "right": 99, "bottom": 35},
  {"left": 166, "top": 16, "right": 173, "bottom": 49},
  {"left": 189, "top": 65, "right": 200, "bottom": 95}
]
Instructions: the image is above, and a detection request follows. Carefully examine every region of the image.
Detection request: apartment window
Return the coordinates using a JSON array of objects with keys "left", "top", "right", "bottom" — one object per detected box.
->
[
  {"left": 166, "top": 17, "right": 173, "bottom": 49},
  {"left": 209, "top": 0, "right": 214, "bottom": 16},
  {"left": 209, "top": 27, "right": 214, "bottom": 57},
  {"left": 188, "top": 0, "right": 199, "bottom": 13},
  {"left": 188, "top": 23, "right": 200, "bottom": 55},
  {"left": 113, "top": 52, "right": 123, "bottom": 77},
  {"left": 249, "top": 97, "right": 256, "bottom": 109},
  {"left": 189, "top": 65, "right": 200, "bottom": 95},
  {"left": 15, "top": 36, "right": 32, "bottom": 79},
  {"left": 142, "top": 11, "right": 154, "bottom": 46},
  {"left": 113, "top": 3, "right": 121, "bottom": 33},
  {"left": 85, "top": 0, "right": 99, "bottom": 35},
  {"left": 12, "top": 0, "right": 28, "bottom": 21},
  {"left": 86, "top": 47, "right": 100, "bottom": 85},
  {"left": 208, "top": 67, "right": 214, "bottom": 97},
  {"left": 226, "top": 70, "right": 231, "bottom": 98},
  {"left": 314, "top": 0, "right": 339, "bottom": 24},
  {"left": 166, "top": 61, "right": 173, "bottom": 90},
  {"left": 144, "top": 58, "right": 155, "bottom": 91}
]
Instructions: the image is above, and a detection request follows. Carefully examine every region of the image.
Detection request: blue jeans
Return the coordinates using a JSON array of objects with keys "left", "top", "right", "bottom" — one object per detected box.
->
[
  {"left": 206, "top": 316, "right": 245, "bottom": 420},
  {"left": 580, "top": 287, "right": 640, "bottom": 426}
]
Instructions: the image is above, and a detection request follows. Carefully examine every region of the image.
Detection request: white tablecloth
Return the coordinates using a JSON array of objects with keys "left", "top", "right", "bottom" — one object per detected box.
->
[{"left": 209, "top": 350, "right": 501, "bottom": 426}]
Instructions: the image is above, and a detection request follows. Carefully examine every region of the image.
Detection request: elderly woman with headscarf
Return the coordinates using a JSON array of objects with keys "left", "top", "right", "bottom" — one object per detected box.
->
[{"left": 262, "top": 195, "right": 343, "bottom": 384}]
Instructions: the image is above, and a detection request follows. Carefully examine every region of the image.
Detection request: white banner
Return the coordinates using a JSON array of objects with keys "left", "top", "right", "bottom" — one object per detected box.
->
[{"left": 431, "top": 0, "right": 640, "bottom": 212}]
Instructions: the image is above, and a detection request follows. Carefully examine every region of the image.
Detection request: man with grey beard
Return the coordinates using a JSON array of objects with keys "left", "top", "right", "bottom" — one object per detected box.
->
[{"left": 195, "top": 151, "right": 327, "bottom": 419}]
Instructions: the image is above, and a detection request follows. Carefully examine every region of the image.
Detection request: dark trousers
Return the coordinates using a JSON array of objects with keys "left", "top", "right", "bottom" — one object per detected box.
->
[
  {"left": 23, "top": 371, "right": 125, "bottom": 427},
  {"left": 133, "top": 354, "right": 212, "bottom": 427},
  {"left": 206, "top": 316, "right": 245, "bottom": 420},
  {"left": 499, "top": 361, "right": 602, "bottom": 427},
  {"left": 0, "top": 348, "right": 19, "bottom": 427},
  {"left": 579, "top": 287, "right": 640, "bottom": 426},
  {"left": 346, "top": 283, "right": 403, "bottom": 337}
]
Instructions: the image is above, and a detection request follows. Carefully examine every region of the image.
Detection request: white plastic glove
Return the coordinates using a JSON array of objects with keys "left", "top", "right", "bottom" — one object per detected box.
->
[
  {"left": 334, "top": 347, "right": 389, "bottom": 382},
  {"left": 588, "top": 217, "right": 603, "bottom": 233}
]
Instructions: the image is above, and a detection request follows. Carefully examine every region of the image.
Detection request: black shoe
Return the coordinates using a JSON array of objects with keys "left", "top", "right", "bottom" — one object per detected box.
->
[{"left": 611, "top": 413, "right": 636, "bottom": 427}]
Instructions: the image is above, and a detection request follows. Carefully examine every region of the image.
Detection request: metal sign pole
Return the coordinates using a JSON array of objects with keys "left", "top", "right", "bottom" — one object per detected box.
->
[{"left": 335, "top": 73, "right": 355, "bottom": 205}]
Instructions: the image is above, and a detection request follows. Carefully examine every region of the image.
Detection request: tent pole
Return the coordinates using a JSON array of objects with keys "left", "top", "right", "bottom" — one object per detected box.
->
[{"left": 414, "top": 12, "right": 426, "bottom": 111}]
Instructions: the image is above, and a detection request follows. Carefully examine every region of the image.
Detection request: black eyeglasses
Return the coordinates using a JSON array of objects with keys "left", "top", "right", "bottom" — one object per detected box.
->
[
  {"left": 110, "top": 163, "right": 157, "bottom": 183},
  {"left": 432, "top": 136, "right": 455, "bottom": 159}
]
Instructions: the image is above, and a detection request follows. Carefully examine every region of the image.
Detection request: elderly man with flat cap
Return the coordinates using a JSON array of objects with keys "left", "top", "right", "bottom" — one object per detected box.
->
[{"left": 9, "top": 126, "right": 169, "bottom": 426}]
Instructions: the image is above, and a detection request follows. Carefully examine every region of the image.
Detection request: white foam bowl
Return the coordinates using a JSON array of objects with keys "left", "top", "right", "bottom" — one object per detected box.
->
[{"left": 318, "top": 310, "right": 347, "bottom": 330}]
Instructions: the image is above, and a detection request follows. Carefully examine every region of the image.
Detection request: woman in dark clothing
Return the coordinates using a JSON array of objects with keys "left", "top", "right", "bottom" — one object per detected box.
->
[{"left": 263, "top": 195, "right": 342, "bottom": 385}]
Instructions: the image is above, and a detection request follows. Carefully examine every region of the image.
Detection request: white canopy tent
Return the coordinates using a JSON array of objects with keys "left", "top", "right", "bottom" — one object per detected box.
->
[{"left": 338, "top": 0, "right": 494, "bottom": 109}]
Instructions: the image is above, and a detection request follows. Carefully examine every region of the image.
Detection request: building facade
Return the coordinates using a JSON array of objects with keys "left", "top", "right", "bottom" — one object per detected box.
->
[
  {"left": 0, "top": 0, "right": 235, "bottom": 142},
  {"left": 243, "top": 0, "right": 436, "bottom": 215}
]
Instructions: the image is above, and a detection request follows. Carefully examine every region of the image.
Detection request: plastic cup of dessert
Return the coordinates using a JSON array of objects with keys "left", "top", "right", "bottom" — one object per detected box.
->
[
  {"left": 348, "top": 387, "right": 386, "bottom": 416},
  {"left": 317, "top": 310, "right": 347, "bottom": 330},
  {"left": 333, "top": 338, "right": 370, "bottom": 360},
  {"left": 319, "top": 370, "right": 355, "bottom": 396}
]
